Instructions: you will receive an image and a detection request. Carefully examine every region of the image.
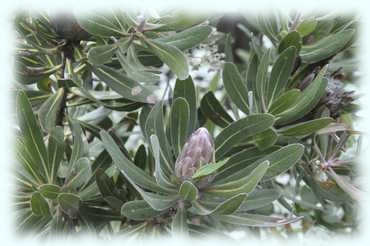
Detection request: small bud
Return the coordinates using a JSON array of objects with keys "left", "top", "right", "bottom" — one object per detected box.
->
[{"left": 175, "top": 127, "right": 214, "bottom": 179}]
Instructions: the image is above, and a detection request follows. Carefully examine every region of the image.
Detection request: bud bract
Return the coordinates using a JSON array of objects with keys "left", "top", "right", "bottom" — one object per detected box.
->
[{"left": 175, "top": 127, "right": 214, "bottom": 178}]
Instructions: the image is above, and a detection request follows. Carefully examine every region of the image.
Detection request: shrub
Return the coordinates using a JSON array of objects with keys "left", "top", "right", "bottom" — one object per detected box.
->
[{"left": 13, "top": 10, "right": 361, "bottom": 239}]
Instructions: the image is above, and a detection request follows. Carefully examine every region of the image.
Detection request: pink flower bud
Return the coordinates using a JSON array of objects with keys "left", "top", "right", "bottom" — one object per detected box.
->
[{"left": 175, "top": 127, "right": 214, "bottom": 178}]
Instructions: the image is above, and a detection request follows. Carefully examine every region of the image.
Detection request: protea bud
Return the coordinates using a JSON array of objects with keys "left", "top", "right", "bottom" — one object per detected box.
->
[{"left": 175, "top": 127, "right": 214, "bottom": 179}]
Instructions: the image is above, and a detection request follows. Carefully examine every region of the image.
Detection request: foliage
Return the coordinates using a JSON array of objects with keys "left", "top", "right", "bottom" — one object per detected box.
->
[{"left": 13, "top": 10, "right": 361, "bottom": 239}]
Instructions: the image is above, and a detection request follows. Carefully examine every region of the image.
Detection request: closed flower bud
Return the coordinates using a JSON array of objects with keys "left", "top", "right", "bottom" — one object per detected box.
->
[{"left": 175, "top": 127, "right": 214, "bottom": 178}]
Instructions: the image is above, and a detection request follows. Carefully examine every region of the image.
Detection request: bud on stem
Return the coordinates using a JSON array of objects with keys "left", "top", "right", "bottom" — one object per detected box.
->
[{"left": 175, "top": 127, "right": 214, "bottom": 179}]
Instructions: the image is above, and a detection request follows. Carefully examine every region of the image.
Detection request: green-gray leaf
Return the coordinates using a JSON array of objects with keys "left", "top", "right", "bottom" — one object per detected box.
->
[
  {"left": 150, "top": 135, "right": 176, "bottom": 189},
  {"left": 214, "top": 147, "right": 276, "bottom": 182},
  {"left": 192, "top": 159, "right": 228, "bottom": 180},
  {"left": 297, "top": 18, "right": 318, "bottom": 37},
  {"left": 278, "top": 117, "right": 333, "bottom": 137},
  {"left": 200, "top": 91, "right": 234, "bottom": 127},
  {"left": 146, "top": 102, "right": 174, "bottom": 174},
  {"left": 239, "top": 189, "right": 280, "bottom": 211},
  {"left": 121, "top": 200, "right": 163, "bottom": 220},
  {"left": 217, "top": 213, "right": 302, "bottom": 227},
  {"left": 117, "top": 46, "right": 160, "bottom": 84},
  {"left": 278, "top": 31, "right": 302, "bottom": 53},
  {"left": 218, "top": 144, "right": 304, "bottom": 182},
  {"left": 17, "top": 91, "right": 49, "bottom": 183},
  {"left": 95, "top": 169, "right": 124, "bottom": 210},
  {"left": 268, "top": 89, "right": 301, "bottom": 115},
  {"left": 156, "top": 25, "right": 212, "bottom": 50},
  {"left": 171, "top": 206, "right": 188, "bottom": 236},
  {"left": 69, "top": 120, "right": 85, "bottom": 168},
  {"left": 39, "top": 184, "right": 60, "bottom": 200},
  {"left": 38, "top": 88, "right": 64, "bottom": 132},
  {"left": 57, "top": 193, "right": 80, "bottom": 218},
  {"left": 88, "top": 44, "right": 117, "bottom": 65},
  {"left": 206, "top": 161, "right": 269, "bottom": 197},
  {"left": 144, "top": 39, "right": 189, "bottom": 80},
  {"left": 169, "top": 98, "right": 190, "bottom": 157},
  {"left": 68, "top": 157, "right": 92, "bottom": 189},
  {"left": 277, "top": 66, "right": 328, "bottom": 125},
  {"left": 191, "top": 193, "right": 246, "bottom": 215},
  {"left": 256, "top": 49, "right": 271, "bottom": 110},
  {"left": 215, "top": 114, "right": 275, "bottom": 160},
  {"left": 254, "top": 128, "right": 278, "bottom": 151},
  {"left": 222, "top": 62, "right": 249, "bottom": 114},
  {"left": 75, "top": 10, "right": 126, "bottom": 37},
  {"left": 100, "top": 130, "right": 169, "bottom": 194},
  {"left": 179, "top": 181, "right": 198, "bottom": 202},
  {"left": 47, "top": 126, "right": 65, "bottom": 183},
  {"left": 31, "top": 192, "right": 50, "bottom": 216},
  {"left": 92, "top": 65, "right": 157, "bottom": 104},
  {"left": 300, "top": 29, "right": 355, "bottom": 64},
  {"left": 267, "top": 46, "right": 296, "bottom": 104},
  {"left": 173, "top": 77, "right": 197, "bottom": 133}
]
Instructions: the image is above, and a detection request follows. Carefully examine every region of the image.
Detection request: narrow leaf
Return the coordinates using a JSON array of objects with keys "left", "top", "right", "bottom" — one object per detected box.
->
[
  {"left": 38, "top": 88, "right": 64, "bottom": 132},
  {"left": 200, "top": 91, "right": 233, "bottom": 127},
  {"left": 239, "top": 189, "right": 280, "bottom": 211},
  {"left": 297, "top": 19, "right": 318, "bottom": 37},
  {"left": 150, "top": 135, "right": 176, "bottom": 189},
  {"left": 268, "top": 89, "right": 301, "bottom": 115},
  {"left": 76, "top": 10, "right": 126, "bottom": 37},
  {"left": 278, "top": 117, "right": 333, "bottom": 137},
  {"left": 169, "top": 98, "right": 190, "bottom": 157},
  {"left": 117, "top": 45, "right": 160, "bottom": 84},
  {"left": 173, "top": 77, "right": 197, "bottom": 133},
  {"left": 206, "top": 161, "right": 269, "bottom": 197},
  {"left": 218, "top": 144, "right": 304, "bottom": 183},
  {"left": 254, "top": 128, "right": 278, "bottom": 151},
  {"left": 278, "top": 31, "right": 302, "bottom": 53},
  {"left": 300, "top": 29, "right": 355, "bottom": 64},
  {"left": 88, "top": 44, "right": 117, "bottom": 65},
  {"left": 100, "top": 130, "right": 169, "bottom": 194},
  {"left": 327, "top": 168, "right": 364, "bottom": 202},
  {"left": 215, "top": 114, "right": 275, "bottom": 160},
  {"left": 171, "top": 206, "right": 188, "bottom": 236},
  {"left": 96, "top": 169, "right": 123, "bottom": 210},
  {"left": 145, "top": 39, "right": 189, "bottom": 80},
  {"left": 277, "top": 66, "right": 328, "bottom": 125},
  {"left": 179, "top": 181, "right": 198, "bottom": 202},
  {"left": 31, "top": 192, "right": 50, "bottom": 216},
  {"left": 222, "top": 62, "right": 249, "bottom": 114},
  {"left": 121, "top": 200, "right": 163, "bottom": 220},
  {"left": 17, "top": 91, "right": 49, "bottom": 183},
  {"left": 146, "top": 102, "right": 174, "bottom": 173},
  {"left": 255, "top": 49, "right": 271, "bottom": 110},
  {"left": 47, "top": 126, "right": 65, "bottom": 183},
  {"left": 57, "top": 193, "right": 80, "bottom": 218},
  {"left": 267, "top": 46, "right": 296, "bottom": 103},
  {"left": 192, "top": 159, "right": 228, "bottom": 180},
  {"left": 69, "top": 120, "right": 85, "bottom": 167},
  {"left": 68, "top": 157, "right": 92, "bottom": 190},
  {"left": 218, "top": 213, "right": 302, "bottom": 227},
  {"left": 191, "top": 193, "right": 246, "bottom": 215},
  {"left": 92, "top": 65, "right": 157, "bottom": 104},
  {"left": 214, "top": 147, "right": 275, "bottom": 182},
  {"left": 39, "top": 184, "right": 60, "bottom": 200},
  {"left": 156, "top": 25, "right": 212, "bottom": 50}
]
